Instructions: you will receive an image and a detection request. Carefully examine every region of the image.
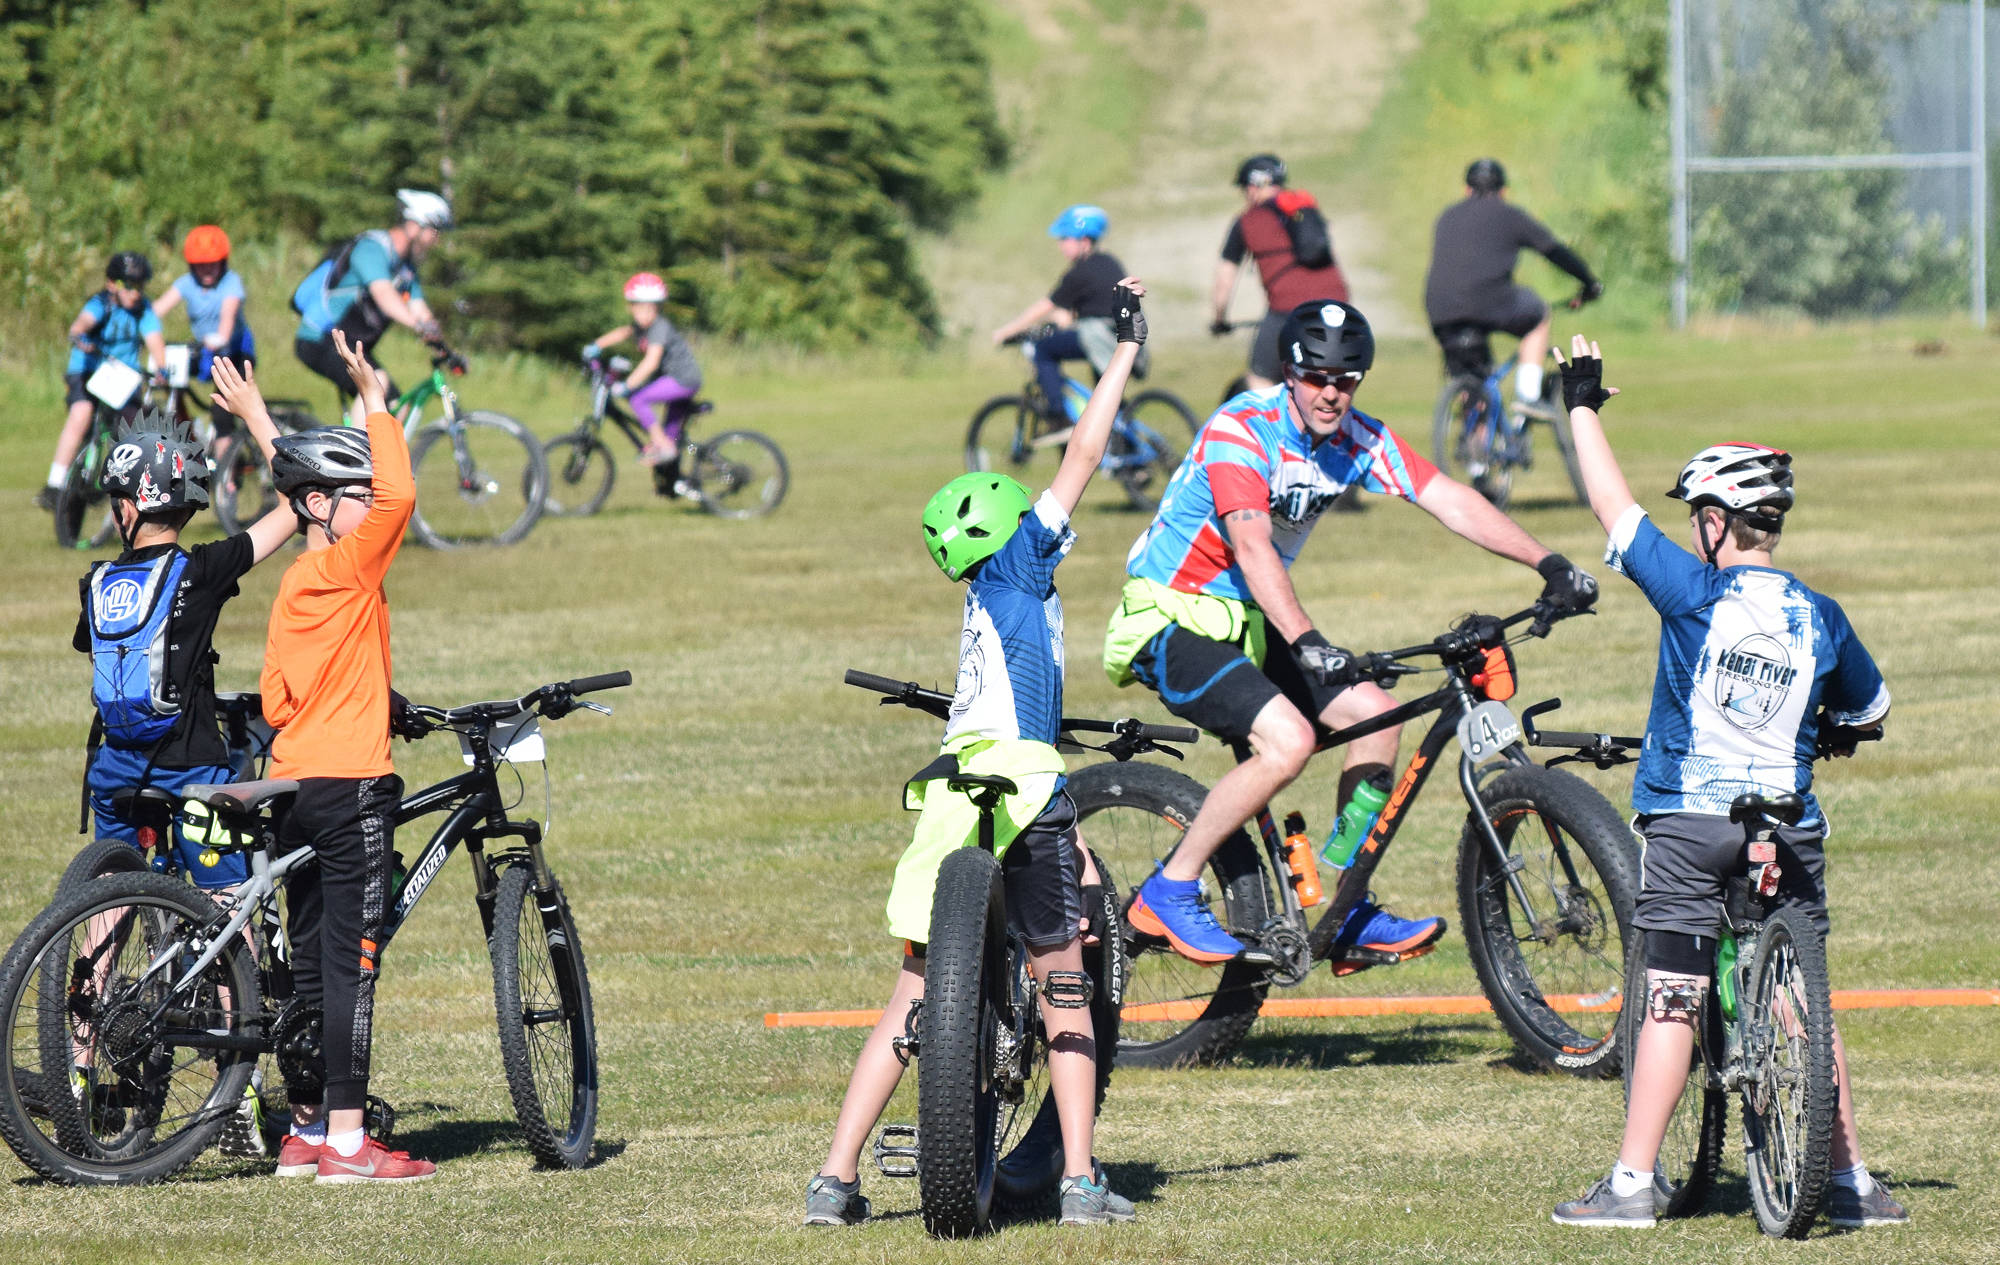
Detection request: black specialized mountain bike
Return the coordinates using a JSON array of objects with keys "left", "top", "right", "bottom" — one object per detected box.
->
[
  {"left": 844, "top": 669, "right": 1195, "bottom": 1237},
  {"left": 1547, "top": 717, "right": 1879, "bottom": 1239},
  {"left": 1075, "top": 603, "right": 1638, "bottom": 1075},
  {"left": 542, "top": 356, "right": 788, "bottom": 519},
  {"left": 0, "top": 671, "right": 626, "bottom": 1185}
]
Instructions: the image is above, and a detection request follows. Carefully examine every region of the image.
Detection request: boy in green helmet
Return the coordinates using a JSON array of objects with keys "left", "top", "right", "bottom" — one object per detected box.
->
[{"left": 806, "top": 279, "right": 1149, "bottom": 1229}]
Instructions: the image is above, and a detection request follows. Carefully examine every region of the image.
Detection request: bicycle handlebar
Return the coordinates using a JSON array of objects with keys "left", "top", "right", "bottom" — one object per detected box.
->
[
  {"left": 412, "top": 670, "right": 633, "bottom": 727},
  {"left": 843, "top": 669, "right": 1199, "bottom": 751}
]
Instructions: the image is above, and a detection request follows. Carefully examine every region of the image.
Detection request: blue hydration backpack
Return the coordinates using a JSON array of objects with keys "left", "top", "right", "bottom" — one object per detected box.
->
[{"left": 86, "top": 552, "right": 190, "bottom": 749}]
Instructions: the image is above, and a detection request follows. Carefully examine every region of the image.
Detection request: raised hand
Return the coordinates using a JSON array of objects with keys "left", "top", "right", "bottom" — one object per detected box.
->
[
  {"left": 331, "top": 329, "right": 390, "bottom": 415},
  {"left": 1553, "top": 334, "right": 1618, "bottom": 413},
  {"left": 208, "top": 356, "right": 267, "bottom": 422}
]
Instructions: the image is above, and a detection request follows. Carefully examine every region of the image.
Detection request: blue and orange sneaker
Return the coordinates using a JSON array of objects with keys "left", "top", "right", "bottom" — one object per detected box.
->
[
  {"left": 1127, "top": 868, "right": 1243, "bottom": 964},
  {"left": 1328, "top": 896, "right": 1444, "bottom": 976}
]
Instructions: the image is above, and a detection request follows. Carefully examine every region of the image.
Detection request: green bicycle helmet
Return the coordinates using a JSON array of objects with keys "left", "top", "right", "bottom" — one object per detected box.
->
[{"left": 922, "top": 473, "right": 1033, "bottom": 581}]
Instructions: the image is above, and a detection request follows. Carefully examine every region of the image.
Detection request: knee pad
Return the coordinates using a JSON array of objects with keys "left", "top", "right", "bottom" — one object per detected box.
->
[
  {"left": 1644, "top": 930, "right": 1711, "bottom": 977},
  {"left": 1043, "top": 970, "right": 1093, "bottom": 1009}
]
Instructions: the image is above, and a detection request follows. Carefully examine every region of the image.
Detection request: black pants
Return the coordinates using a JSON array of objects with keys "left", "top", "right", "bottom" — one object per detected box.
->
[
  {"left": 281, "top": 774, "right": 402, "bottom": 1114},
  {"left": 294, "top": 334, "right": 399, "bottom": 407}
]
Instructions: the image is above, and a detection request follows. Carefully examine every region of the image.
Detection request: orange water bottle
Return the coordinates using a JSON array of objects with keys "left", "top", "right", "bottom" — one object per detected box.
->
[{"left": 1281, "top": 811, "right": 1324, "bottom": 907}]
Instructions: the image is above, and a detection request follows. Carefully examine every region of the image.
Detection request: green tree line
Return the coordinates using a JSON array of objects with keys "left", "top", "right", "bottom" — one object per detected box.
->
[{"left": 0, "top": 0, "right": 1006, "bottom": 359}]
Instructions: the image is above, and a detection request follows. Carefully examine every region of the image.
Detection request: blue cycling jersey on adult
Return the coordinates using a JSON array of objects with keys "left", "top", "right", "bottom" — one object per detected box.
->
[
  {"left": 1605, "top": 505, "right": 1890, "bottom": 828},
  {"left": 943, "top": 491, "right": 1076, "bottom": 753},
  {"left": 67, "top": 292, "right": 162, "bottom": 376},
  {"left": 295, "top": 231, "right": 424, "bottom": 341}
]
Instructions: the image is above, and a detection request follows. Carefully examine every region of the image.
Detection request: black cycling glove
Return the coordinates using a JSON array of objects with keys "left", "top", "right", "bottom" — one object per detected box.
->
[
  {"left": 388, "top": 689, "right": 434, "bottom": 741},
  {"left": 1208, "top": 318, "right": 1233, "bottom": 338},
  {"left": 1558, "top": 349, "right": 1616, "bottom": 413},
  {"left": 1535, "top": 553, "right": 1600, "bottom": 615},
  {"left": 1291, "top": 630, "right": 1359, "bottom": 690},
  {"left": 1113, "top": 284, "right": 1147, "bottom": 345}
]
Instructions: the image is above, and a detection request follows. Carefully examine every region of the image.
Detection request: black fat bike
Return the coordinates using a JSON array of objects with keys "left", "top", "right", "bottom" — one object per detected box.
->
[
  {"left": 542, "top": 356, "right": 788, "bottom": 519},
  {"left": 0, "top": 671, "right": 628, "bottom": 1185},
  {"left": 844, "top": 669, "right": 1196, "bottom": 1237},
  {"left": 1076, "top": 603, "right": 1640, "bottom": 1075}
]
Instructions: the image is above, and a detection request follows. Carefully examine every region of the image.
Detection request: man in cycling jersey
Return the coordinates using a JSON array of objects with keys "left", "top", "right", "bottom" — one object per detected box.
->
[
  {"left": 1423, "top": 158, "right": 1600, "bottom": 415},
  {"left": 1103, "top": 300, "right": 1599, "bottom": 964},
  {"left": 1211, "top": 154, "right": 1348, "bottom": 390},
  {"left": 293, "top": 189, "right": 452, "bottom": 412},
  {"left": 40, "top": 252, "right": 168, "bottom": 511}
]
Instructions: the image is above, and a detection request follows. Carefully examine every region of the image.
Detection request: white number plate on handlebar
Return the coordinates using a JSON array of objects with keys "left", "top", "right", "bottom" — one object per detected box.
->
[
  {"left": 460, "top": 714, "right": 546, "bottom": 765},
  {"left": 1456, "top": 701, "right": 1522, "bottom": 763}
]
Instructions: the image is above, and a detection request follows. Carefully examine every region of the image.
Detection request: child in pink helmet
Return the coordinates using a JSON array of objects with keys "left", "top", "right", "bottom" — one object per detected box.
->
[{"left": 581, "top": 273, "right": 703, "bottom": 467}]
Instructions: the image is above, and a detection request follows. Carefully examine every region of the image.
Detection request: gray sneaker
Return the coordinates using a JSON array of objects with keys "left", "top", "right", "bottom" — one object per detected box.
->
[
  {"left": 1827, "top": 1177, "right": 1908, "bottom": 1228},
  {"left": 803, "top": 1174, "right": 870, "bottom": 1227},
  {"left": 1059, "top": 1164, "right": 1136, "bottom": 1226},
  {"left": 1552, "top": 1175, "right": 1657, "bottom": 1228},
  {"left": 33, "top": 486, "right": 59, "bottom": 512},
  {"left": 216, "top": 1075, "right": 269, "bottom": 1158}
]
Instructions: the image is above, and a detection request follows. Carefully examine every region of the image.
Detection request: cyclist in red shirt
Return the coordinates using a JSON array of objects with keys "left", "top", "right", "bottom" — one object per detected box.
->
[{"left": 1210, "top": 154, "right": 1349, "bottom": 389}]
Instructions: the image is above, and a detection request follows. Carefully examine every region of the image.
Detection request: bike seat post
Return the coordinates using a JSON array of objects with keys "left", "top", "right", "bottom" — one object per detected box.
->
[{"left": 974, "top": 792, "right": 1001, "bottom": 854}]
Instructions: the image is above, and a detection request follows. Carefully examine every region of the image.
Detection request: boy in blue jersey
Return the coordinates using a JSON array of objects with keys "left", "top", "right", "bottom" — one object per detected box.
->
[
  {"left": 1547, "top": 337, "right": 1902, "bottom": 1230},
  {"left": 41, "top": 252, "right": 169, "bottom": 511},
  {"left": 806, "top": 280, "right": 1150, "bottom": 1229}
]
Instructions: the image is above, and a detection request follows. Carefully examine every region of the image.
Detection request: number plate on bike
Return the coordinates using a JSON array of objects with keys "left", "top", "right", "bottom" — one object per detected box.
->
[
  {"left": 1456, "top": 701, "right": 1522, "bottom": 762},
  {"left": 460, "top": 714, "right": 546, "bottom": 765}
]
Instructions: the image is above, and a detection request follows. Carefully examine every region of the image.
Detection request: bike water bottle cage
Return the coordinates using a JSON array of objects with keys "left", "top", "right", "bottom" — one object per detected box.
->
[
  {"left": 87, "top": 550, "right": 192, "bottom": 748},
  {"left": 1043, "top": 971, "right": 1094, "bottom": 1009}
]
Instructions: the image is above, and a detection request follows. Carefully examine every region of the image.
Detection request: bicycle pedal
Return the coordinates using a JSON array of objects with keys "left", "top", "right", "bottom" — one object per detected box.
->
[
  {"left": 872, "top": 1123, "right": 919, "bottom": 1178},
  {"left": 1235, "top": 945, "right": 1281, "bottom": 967},
  {"left": 1327, "top": 942, "right": 1439, "bottom": 977}
]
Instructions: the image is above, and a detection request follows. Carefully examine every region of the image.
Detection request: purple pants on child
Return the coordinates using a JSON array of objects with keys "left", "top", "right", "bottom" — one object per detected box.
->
[{"left": 629, "top": 375, "right": 698, "bottom": 442}]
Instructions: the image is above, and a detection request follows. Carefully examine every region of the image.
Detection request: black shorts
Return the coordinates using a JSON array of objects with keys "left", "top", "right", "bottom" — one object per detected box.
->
[
  {"left": 64, "top": 373, "right": 92, "bottom": 407},
  {"left": 294, "top": 335, "right": 399, "bottom": 405},
  {"left": 1634, "top": 812, "right": 1831, "bottom": 939},
  {"left": 1001, "top": 793, "right": 1084, "bottom": 949},
  {"left": 1433, "top": 285, "right": 1549, "bottom": 349},
  {"left": 1131, "top": 622, "right": 1337, "bottom": 746}
]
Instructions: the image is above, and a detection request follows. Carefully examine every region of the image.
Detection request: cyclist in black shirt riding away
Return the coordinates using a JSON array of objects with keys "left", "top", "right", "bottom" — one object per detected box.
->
[
  {"left": 991, "top": 205, "right": 1138, "bottom": 427},
  {"left": 1423, "top": 158, "right": 1600, "bottom": 415}
]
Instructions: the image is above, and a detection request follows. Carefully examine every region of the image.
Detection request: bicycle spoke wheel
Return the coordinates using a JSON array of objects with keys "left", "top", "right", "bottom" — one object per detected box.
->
[
  {"left": 408, "top": 410, "right": 549, "bottom": 548},
  {"left": 690, "top": 430, "right": 788, "bottom": 518},
  {"left": 489, "top": 863, "right": 598, "bottom": 1169},
  {"left": 0, "top": 873, "right": 259, "bottom": 1186},
  {"left": 1545, "top": 407, "right": 1588, "bottom": 505},
  {"left": 539, "top": 435, "right": 617, "bottom": 517},
  {"left": 1066, "top": 762, "right": 1274, "bottom": 1069},
  {"left": 1742, "top": 906, "right": 1837, "bottom": 1238},
  {"left": 1621, "top": 931, "right": 1725, "bottom": 1216},
  {"left": 917, "top": 847, "right": 1010, "bottom": 1238},
  {"left": 964, "top": 396, "right": 1046, "bottom": 481},
  {"left": 54, "top": 435, "right": 115, "bottom": 551},
  {"left": 1457, "top": 765, "right": 1637, "bottom": 1078},
  {"left": 1113, "top": 390, "right": 1199, "bottom": 511}
]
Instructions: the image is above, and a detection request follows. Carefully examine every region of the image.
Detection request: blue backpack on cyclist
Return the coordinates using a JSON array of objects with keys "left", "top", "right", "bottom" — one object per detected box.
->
[{"left": 86, "top": 551, "right": 190, "bottom": 748}]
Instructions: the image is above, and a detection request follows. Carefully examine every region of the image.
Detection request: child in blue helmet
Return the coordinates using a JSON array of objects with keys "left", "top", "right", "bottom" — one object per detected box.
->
[
  {"left": 991, "top": 205, "right": 1143, "bottom": 424},
  {"left": 809, "top": 281, "right": 1150, "bottom": 1230}
]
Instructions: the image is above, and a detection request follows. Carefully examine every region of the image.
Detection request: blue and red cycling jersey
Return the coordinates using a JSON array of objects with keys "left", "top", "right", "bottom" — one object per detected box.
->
[{"left": 1124, "top": 385, "right": 1439, "bottom": 601}]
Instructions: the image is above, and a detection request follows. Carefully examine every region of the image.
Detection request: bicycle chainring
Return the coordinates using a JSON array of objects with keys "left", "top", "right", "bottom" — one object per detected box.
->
[
  {"left": 272, "top": 1001, "right": 325, "bottom": 1096},
  {"left": 1259, "top": 921, "right": 1314, "bottom": 987}
]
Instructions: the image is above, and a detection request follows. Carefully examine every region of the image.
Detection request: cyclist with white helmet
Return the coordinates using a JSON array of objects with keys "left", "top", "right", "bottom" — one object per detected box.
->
[
  {"left": 581, "top": 272, "right": 703, "bottom": 470},
  {"left": 1103, "top": 300, "right": 1599, "bottom": 965},
  {"left": 1547, "top": 336, "right": 1901, "bottom": 1230},
  {"left": 292, "top": 188, "right": 453, "bottom": 412},
  {"left": 991, "top": 205, "right": 1136, "bottom": 429}
]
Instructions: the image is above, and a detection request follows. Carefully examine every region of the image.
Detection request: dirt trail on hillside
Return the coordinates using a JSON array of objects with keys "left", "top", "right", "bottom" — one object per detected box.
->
[{"left": 933, "top": 0, "right": 1427, "bottom": 341}]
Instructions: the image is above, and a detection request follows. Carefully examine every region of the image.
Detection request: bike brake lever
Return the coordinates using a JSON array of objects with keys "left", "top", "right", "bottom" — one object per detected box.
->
[{"left": 577, "top": 700, "right": 612, "bottom": 716}]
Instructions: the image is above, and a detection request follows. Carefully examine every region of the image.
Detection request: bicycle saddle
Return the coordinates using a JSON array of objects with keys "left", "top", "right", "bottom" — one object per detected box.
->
[
  {"left": 108, "top": 786, "right": 180, "bottom": 817},
  {"left": 1727, "top": 791, "right": 1805, "bottom": 828},
  {"left": 945, "top": 772, "right": 1019, "bottom": 799},
  {"left": 183, "top": 778, "right": 301, "bottom": 816}
]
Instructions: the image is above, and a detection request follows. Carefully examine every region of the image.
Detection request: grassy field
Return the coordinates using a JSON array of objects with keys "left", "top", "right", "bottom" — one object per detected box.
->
[{"left": 1, "top": 314, "right": 1996, "bottom": 1264}]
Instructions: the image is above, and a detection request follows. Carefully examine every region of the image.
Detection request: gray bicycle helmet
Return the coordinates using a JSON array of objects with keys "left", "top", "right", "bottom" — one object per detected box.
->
[
  {"left": 270, "top": 427, "right": 374, "bottom": 495},
  {"left": 1278, "top": 300, "right": 1375, "bottom": 375},
  {"left": 1465, "top": 157, "right": 1507, "bottom": 194},
  {"left": 102, "top": 410, "right": 210, "bottom": 512},
  {"left": 1235, "top": 153, "right": 1288, "bottom": 188}
]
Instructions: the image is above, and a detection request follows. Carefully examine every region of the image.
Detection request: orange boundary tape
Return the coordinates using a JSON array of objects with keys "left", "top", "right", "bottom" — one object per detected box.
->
[{"left": 763, "top": 987, "right": 2000, "bottom": 1030}]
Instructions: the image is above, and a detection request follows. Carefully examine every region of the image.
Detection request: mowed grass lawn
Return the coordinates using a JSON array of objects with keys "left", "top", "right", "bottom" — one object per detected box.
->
[{"left": 0, "top": 322, "right": 1994, "bottom": 1264}]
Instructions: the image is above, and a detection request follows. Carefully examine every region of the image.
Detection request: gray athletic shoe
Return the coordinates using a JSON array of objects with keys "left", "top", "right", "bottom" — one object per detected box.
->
[
  {"left": 1059, "top": 1166, "right": 1136, "bottom": 1225},
  {"left": 803, "top": 1174, "right": 870, "bottom": 1227},
  {"left": 216, "top": 1076, "right": 268, "bottom": 1158},
  {"left": 1828, "top": 1178, "right": 1908, "bottom": 1228},
  {"left": 1552, "top": 1175, "right": 1657, "bottom": 1228}
]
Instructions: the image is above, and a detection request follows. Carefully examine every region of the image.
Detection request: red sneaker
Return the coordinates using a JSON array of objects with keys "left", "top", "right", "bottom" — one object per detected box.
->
[
  {"left": 315, "top": 1136, "right": 437, "bottom": 1184},
  {"left": 275, "top": 1134, "right": 325, "bottom": 1178}
]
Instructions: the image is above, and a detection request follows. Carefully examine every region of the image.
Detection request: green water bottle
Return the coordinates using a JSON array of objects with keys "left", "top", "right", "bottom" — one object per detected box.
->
[
  {"left": 1716, "top": 929, "right": 1739, "bottom": 1021},
  {"left": 1321, "top": 772, "right": 1393, "bottom": 870}
]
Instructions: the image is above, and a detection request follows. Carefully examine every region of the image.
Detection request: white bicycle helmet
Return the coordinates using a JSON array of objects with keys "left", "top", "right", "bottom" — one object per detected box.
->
[
  {"left": 1666, "top": 443, "right": 1794, "bottom": 526},
  {"left": 395, "top": 188, "right": 455, "bottom": 230}
]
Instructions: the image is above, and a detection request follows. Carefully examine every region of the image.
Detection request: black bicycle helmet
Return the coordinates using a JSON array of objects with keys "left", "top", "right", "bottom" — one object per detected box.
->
[
  {"left": 1464, "top": 158, "right": 1507, "bottom": 194},
  {"left": 1278, "top": 300, "right": 1375, "bottom": 375},
  {"left": 102, "top": 410, "right": 210, "bottom": 512},
  {"left": 1234, "top": 153, "right": 1287, "bottom": 188},
  {"left": 270, "top": 427, "right": 374, "bottom": 495},
  {"left": 106, "top": 250, "right": 153, "bottom": 285}
]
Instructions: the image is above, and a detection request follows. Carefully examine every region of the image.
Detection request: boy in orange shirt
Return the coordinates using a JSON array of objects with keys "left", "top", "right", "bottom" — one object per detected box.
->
[{"left": 261, "top": 330, "right": 432, "bottom": 1183}]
